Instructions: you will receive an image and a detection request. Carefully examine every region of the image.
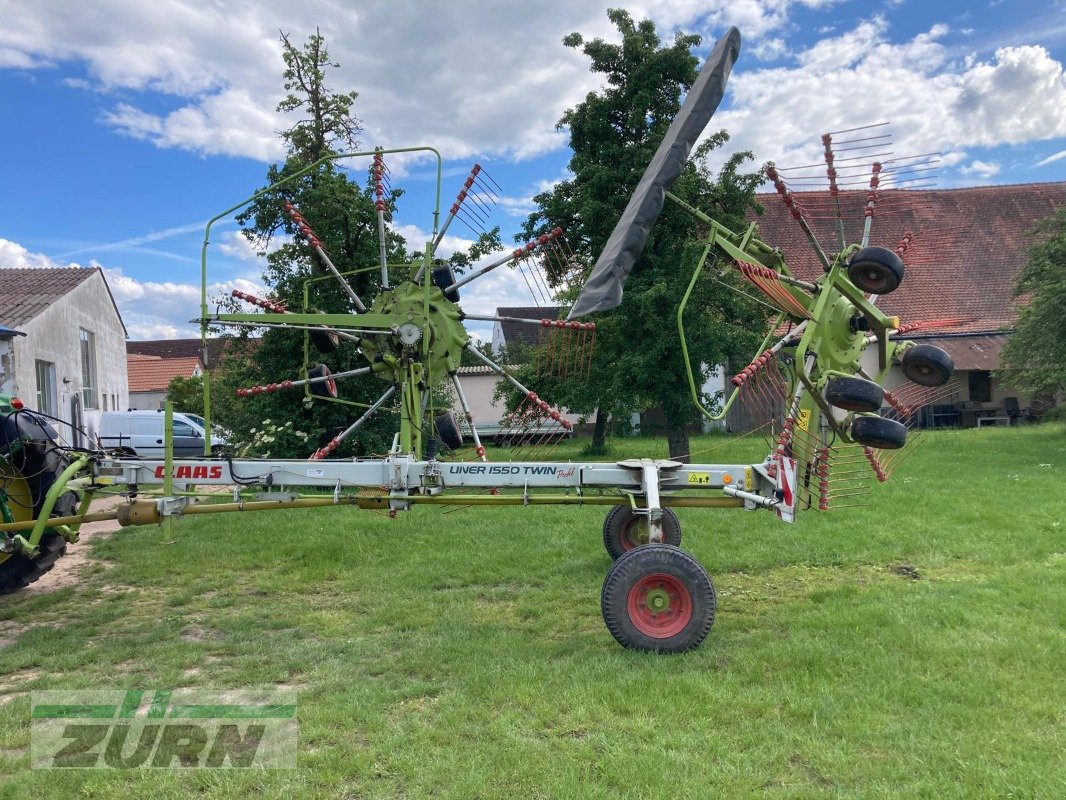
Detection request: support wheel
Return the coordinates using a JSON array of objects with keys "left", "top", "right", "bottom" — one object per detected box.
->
[
  {"left": 434, "top": 411, "right": 463, "bottom": 450},
  {"left": 825, "top": 376, "right": 884, "bottom": 413},
  {"left": 0, "top": 441, "right": 78, "bottom": 595},
  {"left": 603, "top": 505, "right": 681, "bottom": 560},
  {"left": 848, "top": 246, "right": 904, "bottom": 294},
  {"left": 851, "top": 415, "right": 907, "bottom": 450},
  {"left": 432, "top": 265, "right": 460, "bottom": 302},
  {"left": 309, "top": 327, "right": 340, "bottom": 354},
  {"left": 308, "top": 364, "right": 338, "bottom": 398},
  {"left": 901, "top": 344, "right": 954, "bottom": 387},
  {"left": 601, "top": 544, "right": 715, "bottom": 652}
]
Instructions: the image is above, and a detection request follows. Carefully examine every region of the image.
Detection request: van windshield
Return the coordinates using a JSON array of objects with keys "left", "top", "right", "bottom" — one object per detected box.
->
[{"left": 183, "top": 414, "right": 207, "bottom": 429}]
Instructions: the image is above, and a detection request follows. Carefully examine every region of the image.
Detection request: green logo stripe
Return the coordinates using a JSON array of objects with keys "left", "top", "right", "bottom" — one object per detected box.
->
[
  {"left": 168, "top": 704, "right": 296, "bottom": 719},
  {"left": 32, "top": 704, "right": 117, "bottom": 719}
]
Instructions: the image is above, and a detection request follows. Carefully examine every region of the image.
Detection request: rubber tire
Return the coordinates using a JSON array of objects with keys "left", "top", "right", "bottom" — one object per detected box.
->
[
  {"left": 308, "top": 364, "right": 338, "bottom": 398},
  {"left": 601, "top": 544, "right": 715, "bottom": 653},
  {"left": 434, "top": 411, "right": 463, "bottom": 450},
  {"left": 826, "top": 376, "right": 884, "bottom": 413},
  {"left": 848, "top": 246, "right": 904, "bottom": 294},
  {"left": 0, "top": 441, "right": 79, "bottom": 595},
  {"left": 310, "top": 327, "right": 340, "bottom": 354},
  {"left": 603, "top": 505, "right": 681, "bottom": 560},
  {"left": 432, "top": 265, "right": 460, "bottom": 302},
  {"left": 902, "top": 344, "right": 954, "bottom": 387},
  {"left": 851, "top": 415, "right": 907, "bottom": 450}
]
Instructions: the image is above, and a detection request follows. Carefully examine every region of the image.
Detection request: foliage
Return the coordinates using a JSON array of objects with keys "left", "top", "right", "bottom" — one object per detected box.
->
[
  {"left": 210, "top": 31, "right": 506, "bottom": 458},
  {"left": 520, "top": 10, "right": 769, "bottom": 458},
  {"left": 1000, "top": 206, "right": 1066, "bottom": 398},
  {"left": 164, "top": 374, "right": 205, "bottom": 417}
]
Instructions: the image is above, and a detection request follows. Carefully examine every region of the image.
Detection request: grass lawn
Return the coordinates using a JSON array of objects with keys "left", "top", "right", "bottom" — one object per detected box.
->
[{"left": 0, "top": 424, "right": 1063, "bottom": 798}]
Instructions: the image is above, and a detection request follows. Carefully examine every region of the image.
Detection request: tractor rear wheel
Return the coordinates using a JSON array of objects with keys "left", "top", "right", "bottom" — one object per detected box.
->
[
  {"left": 602, "top": 505, "right": 681, "bottom": 560},
  {"left": 601, "top": 544, "right": 715, "bottom": 652},
  {"left": 848, "top": 246, "right": 904, "bottom": 294},
  {"left": 826, "top": 376, "right": 884, "bottom": 413},
  {"left": 0, "top": 441, "right": 79, "bottom": 595}
]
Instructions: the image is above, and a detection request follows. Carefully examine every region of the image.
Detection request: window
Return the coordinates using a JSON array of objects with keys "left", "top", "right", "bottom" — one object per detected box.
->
[
  {"left": 79, "top": 329, "right": 98, "bottom": 408},
  {"left": 35, "top": 360, "right": 57, "bottom": 416},
  {"left": 172, "top": 420, "right": 197, "bottom": 437},
  {"left": 968, "top": 370, "right": 992, "bottom": 403}
]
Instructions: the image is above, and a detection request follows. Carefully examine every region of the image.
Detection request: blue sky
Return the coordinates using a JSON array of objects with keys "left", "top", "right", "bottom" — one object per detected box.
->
[{"left": 1, "top": 0, "right": 1063, "bottom": 342}]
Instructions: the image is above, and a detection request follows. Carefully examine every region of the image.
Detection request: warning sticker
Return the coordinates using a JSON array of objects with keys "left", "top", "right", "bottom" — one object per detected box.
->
[
  {"left": 687, "top": 472, "right": 711, "bottom": 485},
  {"left": 796, "top": 408, "right": 812, "bottom": 431}
]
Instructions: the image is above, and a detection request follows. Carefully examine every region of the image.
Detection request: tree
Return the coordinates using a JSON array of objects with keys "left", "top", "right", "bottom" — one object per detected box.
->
[
  {"left": 520, "top": 10, "right": 768, "bottom": 459},
  {"left": 1000, "top": 206, "right": 1066, "bottom": 399},
  {"left": 166, "top": 374, "right": 205, "bottom": 417},
  {"left": 213, "top": 30, "right": 405, "bottom": 458}
]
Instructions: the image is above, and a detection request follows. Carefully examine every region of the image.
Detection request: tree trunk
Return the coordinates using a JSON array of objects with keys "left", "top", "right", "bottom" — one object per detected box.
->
[
  {"left": 666, "top": 424, "right": 690, "bottom": 464},
  {"left": 590, "top": 407, "right": 609, "bottom": 454}
]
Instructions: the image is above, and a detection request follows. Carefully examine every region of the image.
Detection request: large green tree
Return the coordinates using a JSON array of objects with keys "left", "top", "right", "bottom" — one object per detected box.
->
[
  {"left": 1000, "top": 206, "right": 1066, "bottom": 399},
  {"left": 520, "top": 10, "right": 768, "bottom": 459},
  {"left": 212, "top": 30, "right": 406, "bottom": 457}
]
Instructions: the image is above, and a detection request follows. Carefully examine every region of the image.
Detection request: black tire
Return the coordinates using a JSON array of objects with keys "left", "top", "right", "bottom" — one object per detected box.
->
[
  {"left": 851, "top": 415, "right": 907, "bottom": 450},
  {"left": 825, "top": 376, "right": 884, "bottom": 413},
  {"left": 603, "top": 505, "right": 681, "bottom": 560},
  {"left": 432, "top": 265, "right": 460, "bottom": 302},
  {"left": 601, "top": 544, "right": 715, "bottom": 653},
  {"left": 434, "top": 411, "right": 463, "bottom": 450},
  {"left": 309, "top": 327, "right": 340, "bottom": 354},
  {"left": 0, "top": 441, "right": 79, "bottom": 595},
  {"left": 901, "top": 344, "right": 954, "bottom": 387},
  {"left": 307, "top": 364, "right": 338, "bottom": 398},
  {"left": 848, "top": 246, "right": 904, "bottom": 294}
]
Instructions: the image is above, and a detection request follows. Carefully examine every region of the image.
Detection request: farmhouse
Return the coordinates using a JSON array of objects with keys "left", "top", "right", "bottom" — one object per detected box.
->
[
  {"left": 754, "top": 181, "right": 1066, "bottom": 425},
  {"left": 0, "top": 267, "right": 127, "bottom": 443}
]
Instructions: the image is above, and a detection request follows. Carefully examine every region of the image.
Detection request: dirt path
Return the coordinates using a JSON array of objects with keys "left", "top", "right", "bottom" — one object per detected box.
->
[{"left": 22, "top": 494, "right": 125, "bottom": 596}]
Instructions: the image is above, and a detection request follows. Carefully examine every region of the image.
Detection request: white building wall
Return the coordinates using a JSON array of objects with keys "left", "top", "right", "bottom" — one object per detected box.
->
[
  {"left": 130, "top": 390, "right": 167, "bottom": 410},
  {"left": 11, "top": 273, "right": 128, "bottom": 440}
]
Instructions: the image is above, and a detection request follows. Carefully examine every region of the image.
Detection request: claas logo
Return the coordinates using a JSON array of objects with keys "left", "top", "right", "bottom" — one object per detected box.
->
[{"left": 153, "top": 465, "right": 225, "bottom": 480}]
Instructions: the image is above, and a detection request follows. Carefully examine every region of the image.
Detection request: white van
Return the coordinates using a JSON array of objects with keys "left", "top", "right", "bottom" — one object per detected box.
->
[{"left": 98, "top": 411, "right": 226, "bottom": 458}]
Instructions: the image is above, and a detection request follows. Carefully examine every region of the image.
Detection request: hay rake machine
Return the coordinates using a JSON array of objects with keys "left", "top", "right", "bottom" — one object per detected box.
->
[{"left": 0, "top": 27, "right": 956, "bottom": 652}]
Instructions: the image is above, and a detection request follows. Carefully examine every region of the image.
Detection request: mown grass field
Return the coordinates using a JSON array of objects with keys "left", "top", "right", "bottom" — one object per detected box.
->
[{"left": 0, "top": 424, "right": 1063, "bottom": 798}]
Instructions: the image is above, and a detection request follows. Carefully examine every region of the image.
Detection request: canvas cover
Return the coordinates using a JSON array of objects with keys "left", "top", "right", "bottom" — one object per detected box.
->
[{"left": 568, "top": 27, "right": 741, "bottom": 319}]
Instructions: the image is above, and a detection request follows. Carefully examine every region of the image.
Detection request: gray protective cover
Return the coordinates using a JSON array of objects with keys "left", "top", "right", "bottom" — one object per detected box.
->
[{"left": 568, "top": 27, "right": 741, "bottom": 319}]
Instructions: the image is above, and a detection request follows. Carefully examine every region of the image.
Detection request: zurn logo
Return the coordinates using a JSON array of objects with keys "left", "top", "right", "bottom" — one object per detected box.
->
[{"left": 31, "top": 690, "right": 296, "bottom": 768}]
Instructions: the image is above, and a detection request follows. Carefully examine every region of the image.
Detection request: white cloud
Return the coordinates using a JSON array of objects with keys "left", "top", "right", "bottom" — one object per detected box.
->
[
  {"left": 959, "top": 159, "right": 1000, "bottom": 178},
  {"left": 1036, "top": 149, "right": 1066, "bottom": 166},
  {"left": 0, "top": 237, "right": 264, "bottom": 340},
  {"left": 708, "top": 20, "right": 1066, "bottom": 180},
  {"left": 0, "top": 1, "right": 850, "bottom": 163},
  {"left": 751, "top": 37, "right": 791, "bottom": 61}
]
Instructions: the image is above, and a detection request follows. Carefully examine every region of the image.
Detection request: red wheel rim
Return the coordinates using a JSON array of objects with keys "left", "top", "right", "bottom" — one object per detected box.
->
[
  {"left": 620, "top": 517, "right": 646, "bottom": 552},
  {"left": 326, "top": 377, "right": 337, "bottom": 397},
  {"left": 627, "top": 572, "right": 692, "bottom": 638}
]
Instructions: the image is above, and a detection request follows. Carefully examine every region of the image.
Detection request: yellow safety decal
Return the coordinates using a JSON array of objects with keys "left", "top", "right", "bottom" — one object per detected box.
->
[
  {"left": 796, "top": 408, "right": 811, "bottom": 431},
  {"left": 744, "top": 467, "right": 753, "bottom": 490},
  {"left": 687, "top": 472, "right": 711, "bottom": 486}
]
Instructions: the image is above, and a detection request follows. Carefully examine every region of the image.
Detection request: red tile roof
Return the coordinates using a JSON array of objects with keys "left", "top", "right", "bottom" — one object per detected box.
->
[
  {"left": 909, "top": 334, "right": 1007, "bottom": 371},
  {"left": 752, "top": 182, "right": 1066, "bottom": 335},
  {"left": 127, "top": 337, "right": 260, "bottom": 369},
  {"left": 127, "top": 355, "right": 201, "bottom": 392}
]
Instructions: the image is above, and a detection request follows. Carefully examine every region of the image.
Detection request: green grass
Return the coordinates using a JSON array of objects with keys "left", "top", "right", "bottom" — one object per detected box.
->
[{"left": 0, "top": 425, "right": 1063, "bottom": 798}]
